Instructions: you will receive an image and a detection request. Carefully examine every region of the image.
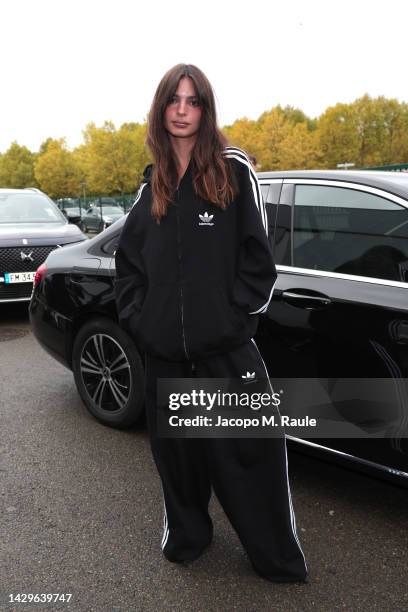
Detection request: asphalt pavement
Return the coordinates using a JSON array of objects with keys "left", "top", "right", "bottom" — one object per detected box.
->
[{"left": 1, "top": 303, "right": 407, "bottom": 612}]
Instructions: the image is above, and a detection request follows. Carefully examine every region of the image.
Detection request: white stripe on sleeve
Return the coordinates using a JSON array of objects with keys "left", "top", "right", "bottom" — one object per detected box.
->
[
  {"left": 224, "top": 150, "right": 268, "bottom": 236},
  {"left": 131, "top": 182, "right": 147, "bottom": 209},
  {"left": 248, "top": 277, "right": 276, "bottom": 315}
]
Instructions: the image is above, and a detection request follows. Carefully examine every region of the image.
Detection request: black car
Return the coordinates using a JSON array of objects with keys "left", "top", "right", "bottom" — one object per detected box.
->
[
  {"left": 29, "top": 170, "right": 408, "bottom": 485},
  {"left": 0, "top": 188, "right": 87, "bottom": 303}
]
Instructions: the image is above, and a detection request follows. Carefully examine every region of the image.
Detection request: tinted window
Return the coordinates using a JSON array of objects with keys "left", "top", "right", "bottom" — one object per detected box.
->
[
  {"left": 260, "top": 184, "right": 269, "bottom": 201},
  {"left": 293, "top": 184, "right": 408, "bottom": 282},
  {"left": 101, "top": 234, "right": 120, "bottom": 255},
  {"left": 273, "top": 204, "right": 291, "bottom": 265},
  {"left": 259, "top": 182, "right": 282, "bottom": 204},
  {"left": 265, "top": 182, "right": 282, "bottom": 205},
  {"left": 102, "top": 207, "right": 123, "bottom": 214}
]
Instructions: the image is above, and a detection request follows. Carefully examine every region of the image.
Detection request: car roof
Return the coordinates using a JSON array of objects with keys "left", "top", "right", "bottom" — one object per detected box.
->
[
  {"left": 0, "top": 188, "right": 46, "bottom": 194},
  {"left": 256, "top": 169, "right": 408, "bottom": 198}
]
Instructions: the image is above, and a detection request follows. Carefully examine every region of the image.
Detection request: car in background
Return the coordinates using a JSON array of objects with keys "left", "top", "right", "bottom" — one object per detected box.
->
[
  {"left": 29, "top": 170, "right": 408, "bottom": 486},
  {"left": 0, "top": 188, "right": 87, "bottom": 303},
  {"left": 80, "top": 205, "right": 124, "bottom": 233},
  {"left": 88, "top": 197, "right": 122, "bottom": 209},
  {"left": 56, "top": 198, "right": 83, "bottom": 227}
]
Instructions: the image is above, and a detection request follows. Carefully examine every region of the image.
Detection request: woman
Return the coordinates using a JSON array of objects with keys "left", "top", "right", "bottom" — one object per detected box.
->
[{"left": 114, "top": 64, "right": 308, "bottom": 583}]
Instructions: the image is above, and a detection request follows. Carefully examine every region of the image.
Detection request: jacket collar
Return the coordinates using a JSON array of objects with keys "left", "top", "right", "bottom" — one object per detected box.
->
[
  {"left": 143, "top": 160, "right": 192, "bottom": 188},
  {"left": 143, "top": 164, "right": 153, "bottom": 185}
]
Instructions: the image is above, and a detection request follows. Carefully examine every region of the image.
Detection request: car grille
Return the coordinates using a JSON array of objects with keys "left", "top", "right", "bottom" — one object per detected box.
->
[
  {"left": 0, "top": 246, "right": 57, "bottom": 272},
  {"left": 0, "top": 245, "right": 58, "bottom": 302},
  {"left": 0, "top": 283, "right": 33, "bottom": 301}
]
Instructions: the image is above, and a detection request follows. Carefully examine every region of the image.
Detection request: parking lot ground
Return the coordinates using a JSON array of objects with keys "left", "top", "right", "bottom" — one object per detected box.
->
[{"left": 1, "top": 304, "right": 408, "bottom": 612}]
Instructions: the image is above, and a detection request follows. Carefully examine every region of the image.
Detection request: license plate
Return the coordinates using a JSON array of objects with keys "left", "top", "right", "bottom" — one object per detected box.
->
[{"left": 4, "top": 271, "right": 36, "bottom": 284}]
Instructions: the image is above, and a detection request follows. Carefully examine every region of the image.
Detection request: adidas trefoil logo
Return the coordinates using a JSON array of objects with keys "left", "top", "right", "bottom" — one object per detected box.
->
[
  {"left": 199, "top": 211, "right": 214, "bottom": 226},
  {"left": 241, "top": 371, "right": 256, "bottom": 380}
]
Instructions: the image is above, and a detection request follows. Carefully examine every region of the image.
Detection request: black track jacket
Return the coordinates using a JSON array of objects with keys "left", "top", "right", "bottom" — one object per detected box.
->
[{"left": 114, "top": 147, "right": 277, "bottom": 361}]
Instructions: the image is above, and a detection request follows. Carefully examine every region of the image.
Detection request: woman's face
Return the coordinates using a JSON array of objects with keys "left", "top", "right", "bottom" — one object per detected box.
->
[{"left": 164, "top": 77, "right": 202, "bottom": 141}]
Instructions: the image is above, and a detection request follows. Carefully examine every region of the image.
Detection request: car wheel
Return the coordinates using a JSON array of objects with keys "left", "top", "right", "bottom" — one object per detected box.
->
[
  {"left": 79, "top": 221, "right": 86, "bottom": 232},
  {"left": 72, "top": 317, "right": 145, "bottom": 429},
  {"left": 99, "top": 221, "right": 106, "bottom": 233}
]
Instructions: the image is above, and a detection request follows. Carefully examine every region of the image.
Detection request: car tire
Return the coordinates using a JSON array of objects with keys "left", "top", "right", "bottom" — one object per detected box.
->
[
  {"left": 99, "top": 221, "right": 106, "bottom": 233},
  {"left": 79, "top": 221, "right": 87, "bottom": 232},
  {"left": 72, "top": 317, "right": 145, "bottom": 429}
]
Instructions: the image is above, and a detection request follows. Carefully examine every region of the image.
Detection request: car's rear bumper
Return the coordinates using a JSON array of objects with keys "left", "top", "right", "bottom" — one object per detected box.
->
[{"left": 29, "top": 293, "right": 73, "bottom": 370}]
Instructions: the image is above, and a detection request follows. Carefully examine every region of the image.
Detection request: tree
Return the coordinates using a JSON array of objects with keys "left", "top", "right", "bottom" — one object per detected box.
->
[
  {"left": 38, "top": 138, "right": 55, "bottom": 155},
  {"left": 316, "top": 103, "right": 360, "bottom": 169},
  {"left": 80, "top": 121, "right": 150, "bottom": 195},
  {"left": 279, "top": 123, "right": 322, "bottom": 169},
  {"left": 223, "top": 117, "right": 263, "bottom": 163},
  {"left": 389, "top": 102, "right": 408, "bottom": 164},
  {"left": 276, "top": 104, "right": 317, "bottom": 131},
  {"left": 352, "top": 95, "right": 407, "bottom": 167},
  {"left": 34, "top": 138, "right": 83, "bottom": 199},
  {"left": 0, "top": 142, "right": 36, "bottom": 188},
  {"left": 256, "top": 108, "right": 293, "bottom": 170}
]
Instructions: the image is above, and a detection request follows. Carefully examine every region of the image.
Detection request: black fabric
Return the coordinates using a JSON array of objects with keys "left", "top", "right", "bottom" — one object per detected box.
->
[
  {"left": 114, "top": 147, "right": 307, "bottom": 581},
  {"left": 114, "top": 148, "right": 277, "bottom": 361},
  {"left": 144, "top": 340, "right": 308, "bottom": 582}
]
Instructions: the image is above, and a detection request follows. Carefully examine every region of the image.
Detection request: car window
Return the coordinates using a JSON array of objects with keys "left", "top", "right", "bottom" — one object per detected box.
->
[
  {"left": 293, "top": 184, "right": 408, "bottom": 282},
  {"left": 102, "top": 207, "right": 123, "bottom": 214},
  {"left": 295, "top": 185, "right": 402, "bottom": 210},
  {"left": 265, "top": 182, "right": 282, "bottom": 205},
  {"left": 260, "top": 184, "right": 269, "bottom": 201},
  {"left": 101, "top": 233, "right": 120, "bottom": 255},
  {"left": 0, "top": 193, "right": 65, "bottom": 223}
]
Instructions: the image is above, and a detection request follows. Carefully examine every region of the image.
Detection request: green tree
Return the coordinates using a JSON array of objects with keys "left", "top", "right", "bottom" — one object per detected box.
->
[
  {"left": 276, "top": 104, "right": 317, "bottom": 131},
  {"left": 0, "top": 142, "right": 36, "bottom": 188},
  {"left": 34, "top": 138, "right": 83, "bottom": 199}
]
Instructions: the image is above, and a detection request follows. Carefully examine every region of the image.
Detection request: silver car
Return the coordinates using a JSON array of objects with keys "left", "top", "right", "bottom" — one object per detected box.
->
[{"left": 81, "top": 205, "right": 124, "bottom": 233}]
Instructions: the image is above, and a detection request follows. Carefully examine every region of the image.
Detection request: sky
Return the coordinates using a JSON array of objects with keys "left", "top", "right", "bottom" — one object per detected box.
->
[{"left": 0, "top": 0, "right": 407, "bottom": 153}]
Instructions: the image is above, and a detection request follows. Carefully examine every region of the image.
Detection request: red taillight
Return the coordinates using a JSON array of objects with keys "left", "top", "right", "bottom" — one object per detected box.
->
[{"left": 33, "top": 263, "right": 47, "bottom": 288}]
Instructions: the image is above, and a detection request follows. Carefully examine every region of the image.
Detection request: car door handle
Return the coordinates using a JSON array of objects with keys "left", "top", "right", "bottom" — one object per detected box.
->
[
  {"left": 389, "top": 320, "right": 408, "bottom": 344},
  {"left": 282, "top": 290, "right": 332, "bottom": 309}
]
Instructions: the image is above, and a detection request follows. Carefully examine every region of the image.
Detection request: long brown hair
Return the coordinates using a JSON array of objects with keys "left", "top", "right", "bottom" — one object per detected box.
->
[{"left": 146, "top": 64, "right": 237, "bottom": 223}]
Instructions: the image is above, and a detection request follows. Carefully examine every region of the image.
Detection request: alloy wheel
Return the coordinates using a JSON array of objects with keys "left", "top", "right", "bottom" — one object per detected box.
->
[{"left": 79, "top": 333, "right": 132, "bottom": 413}]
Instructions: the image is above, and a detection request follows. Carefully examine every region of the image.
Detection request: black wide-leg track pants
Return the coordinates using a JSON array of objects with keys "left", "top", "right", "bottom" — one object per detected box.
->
[{"left": 144, "top": 339, "right": 308, "bottom": 583}]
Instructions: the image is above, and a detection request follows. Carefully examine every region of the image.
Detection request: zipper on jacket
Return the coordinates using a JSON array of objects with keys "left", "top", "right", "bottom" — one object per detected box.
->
[{"left": 175, "top": 189, "right": 190, "bottom": 360}]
